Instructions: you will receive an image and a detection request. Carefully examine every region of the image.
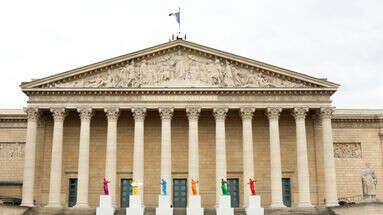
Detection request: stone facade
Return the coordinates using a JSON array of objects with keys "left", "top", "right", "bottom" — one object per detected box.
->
[{"left": 0, "top": 40, "right": 382, "bottom": 209}]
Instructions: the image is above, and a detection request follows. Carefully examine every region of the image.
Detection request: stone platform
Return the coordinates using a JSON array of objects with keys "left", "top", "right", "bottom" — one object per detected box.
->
[{"left": 17, "top": 206, "right": 336, "bottom": 215}]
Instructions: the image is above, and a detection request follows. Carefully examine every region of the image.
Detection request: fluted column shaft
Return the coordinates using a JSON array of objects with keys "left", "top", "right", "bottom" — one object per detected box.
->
[
  {"left": 105, "top": 108, "right": 120, "bottom": 207},
  {"left": 214, "top": 107, "right": 229, "bottom": 206},
  {"left": 132, "top": 108, "right": 146, "bottom": 204},
  {"left": 186, "top": 107, "right": 201, "bottom": 197},
  {"left": 159, "top": 108, "right": 174, "bottom": 196},
  {"left": 240, "top": 107, "right": 255, "bottom": 207},
  {"left": 293, "top": 107, "right": 313, "bottom": 207},
  {"left": 267, "top": 107, "right": 285, "bottom": 208},
  {"left": 47, "top": 108, "right": 67, "bottom": 207},
  {"left": 21, "top": 108, "right": 39, "bottom": 207},
  {"left": 75, "top": 108, "right": 93, "bottom": 208},
  {"left": 320, "top": 108, "right": 339, "bottom": 207}
]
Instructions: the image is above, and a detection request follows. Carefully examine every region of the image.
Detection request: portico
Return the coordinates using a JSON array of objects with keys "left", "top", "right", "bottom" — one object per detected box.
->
[{"left": 18, "top": 39, "right": 340, "bottom": 208}]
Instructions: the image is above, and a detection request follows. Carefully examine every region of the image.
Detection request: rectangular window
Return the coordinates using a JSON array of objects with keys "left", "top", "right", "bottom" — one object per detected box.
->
[
  {"left": 173, "top": 179, "right": 187, "bottom": 208},
  {"left": 68, "top": 178, "right": 78, "bottom": 207},
  {"left": 227, "top": 178, "right": 240, "bottom": 208},
  {"left": 120, "top": 178, "right": 132, "bottom": 208}
]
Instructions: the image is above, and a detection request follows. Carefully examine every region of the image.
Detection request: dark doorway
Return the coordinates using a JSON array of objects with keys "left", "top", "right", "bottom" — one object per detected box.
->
[
  {"left": 282, "top": 178, "right": 291, "bottom": 207},
  {"left": 68, "top": 178, "right": 77, "bottom": 207},
  {"left": 227, "top": 178, "right": 240, "bottom": 207},
  {"left": 120, "top": 178, "right": 132, "bottom": 208},
  {"left": 173, "top": 179, "right": 187, "bottom": 208}
]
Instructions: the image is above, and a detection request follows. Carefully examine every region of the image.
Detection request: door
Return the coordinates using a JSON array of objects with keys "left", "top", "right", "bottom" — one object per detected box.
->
[
  {"left": 227, "top": 178, "right": 240, "bottom": 207},
  {"left": 282, "top": 178, "right": 291, "bottom": 207},
  {"left": 68, "top": 178, "right": 78, "bottom": 207},
  {"left": 173, "top": 179, "right": 187, "bottom": 208},
  {"left": 120, "top": 178, "right": 132, "bottom": 208}
]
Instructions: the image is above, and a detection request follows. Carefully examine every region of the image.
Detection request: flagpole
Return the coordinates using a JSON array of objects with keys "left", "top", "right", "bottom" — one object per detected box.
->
[{"left": 178, "top": 6, "right": 181, "bottom": 36}]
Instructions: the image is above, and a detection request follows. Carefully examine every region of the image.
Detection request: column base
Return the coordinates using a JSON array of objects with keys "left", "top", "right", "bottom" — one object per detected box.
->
[
  {"left": 325, "top": 202, "right": 339, "bottom": 207},
  {"left": 96, "top": 195, "right": 114, "bottom": 215},
  {"left": 20, "top": 202, "right": 34, "bottom": 207},
  {"left": 74, "top": 202, "right": 90, "bottom": 208},
  {"left": 269, "top": 202, "right": 286, "bottom": 208},
  {"left": 216, "top": 196, "right": 234, "bottom": 215},
  {"left": 298, "top": 202, "right": 314, "bottom": 208},
  {"left": 187, "top": 196, "right": 204, "bottom": 215},
  {"left": 126, "top": 196, "right": 144, "bottom": 215},
  {"left": 247, "top": 195, "right": 264, "bottom": 215},
  {"left": 45, "top": 202, "right": 62, "bottom": 208},
  {"left": 156, "top": 195, "right": 173, "bottom": 215}
]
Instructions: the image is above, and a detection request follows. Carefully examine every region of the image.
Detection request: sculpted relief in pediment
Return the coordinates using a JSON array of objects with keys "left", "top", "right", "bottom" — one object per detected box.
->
[{"left": 52, "top": 51, "right": 307, "bottom": 88}]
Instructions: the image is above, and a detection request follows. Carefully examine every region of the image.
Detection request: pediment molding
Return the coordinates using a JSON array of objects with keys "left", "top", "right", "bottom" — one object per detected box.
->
[{"left": 20, "top": 40, "right": 339, "bottom": 92}]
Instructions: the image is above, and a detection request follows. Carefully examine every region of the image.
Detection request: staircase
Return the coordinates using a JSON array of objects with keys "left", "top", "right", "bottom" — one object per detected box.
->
[{"left": 21, "top": 207, "right": 335, "bottom": 215}]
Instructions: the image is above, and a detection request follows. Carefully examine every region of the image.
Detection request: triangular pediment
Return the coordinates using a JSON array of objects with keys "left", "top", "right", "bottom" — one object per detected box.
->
[{"left": 20, "top": 40, "right": 339, "bottom": 90}]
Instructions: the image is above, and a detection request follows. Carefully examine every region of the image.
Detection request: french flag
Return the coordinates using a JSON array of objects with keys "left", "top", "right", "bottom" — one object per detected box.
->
[{"left": 169, "top": 11, "right": 180, "bottom": 24}]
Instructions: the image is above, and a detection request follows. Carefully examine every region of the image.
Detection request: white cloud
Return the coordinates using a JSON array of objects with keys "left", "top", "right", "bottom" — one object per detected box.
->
[{"left": 0, "top": 0, "right": 382, "bottom": 108}]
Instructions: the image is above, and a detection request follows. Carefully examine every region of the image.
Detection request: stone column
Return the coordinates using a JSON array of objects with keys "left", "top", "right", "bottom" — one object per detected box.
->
[
  {"left": 186, "top": 107, "right": 201, "bottom": 197},
  {"left": 159, "top": 107, "right": 174, "bottom": 196},
  {"left": 320, "top": 107, "right": 339, "bottom": 207},
  {"left": 47, "top": 108, "right": 67, "bottom": 207},
  {"left": 21, "top": 107, "right": 39, "bottom": 207},
  {"left": 240, "top": 107, "right": 255, "bottom": 207},
  {"left": 266, "top": 107, "right": 285, "bottom": 208},
  {"left": 132, "top": 108, "right": 146, "bottom": 203},
  {"left": 292, "top": 107, "right": 313, "bottom": 207},
  {"left": 75, "top": 107, "right": 93, "bottom": 208},
  {"left": 378, "top": 116, "right": 383, "bottom": 145},
  {"left": 213, "top": 107, "right": 229, "bottom": 206},
  {"left": 104, "top": 107, "right": 120, "bottom": 207}
]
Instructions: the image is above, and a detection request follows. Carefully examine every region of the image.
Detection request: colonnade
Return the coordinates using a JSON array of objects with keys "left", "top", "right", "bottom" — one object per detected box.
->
[{"left": 20, "top": 106, "right": 339, "bottom": 208}]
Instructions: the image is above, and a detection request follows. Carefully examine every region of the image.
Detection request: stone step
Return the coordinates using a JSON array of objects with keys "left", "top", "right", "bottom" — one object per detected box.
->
[{"left": 21, "top": 207, "right": 336, "bottom": 215}]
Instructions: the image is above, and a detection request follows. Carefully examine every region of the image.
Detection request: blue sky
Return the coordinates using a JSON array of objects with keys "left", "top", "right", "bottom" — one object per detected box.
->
[{"left": 0, "top": 0, "right": 382, "bottom": 108}]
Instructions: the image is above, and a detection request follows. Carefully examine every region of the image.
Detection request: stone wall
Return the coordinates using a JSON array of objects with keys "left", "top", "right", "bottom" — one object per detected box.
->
[
  {"left": 0, "top": 127, "right": 26, "bottom": 199},
  {"left": 1, "top": 109, "right": 383, "bottom": 209},
  {"left": 332, "top": 126, "right": 383, "bottom": 200}
]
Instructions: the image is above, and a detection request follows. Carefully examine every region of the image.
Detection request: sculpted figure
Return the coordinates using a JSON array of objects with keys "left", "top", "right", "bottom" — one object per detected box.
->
[
  {"left": 161, "top": 179, "right": 167, "bottom": 196},
  {"left": 223, "top": 60, "right": 235, "bottom": 87},
  {"left": 122, "top": 60, "right": 136, "bottom": 87},
  {"left": 131, "top": 178, "right": 142, "bottom": 196},
  {"left": 103, "top": 178, "right": 110, "bottom": 195},
  {"left": 207, "top": 59, "right": 222, "bottom": 85},
  {"left": 248, "top": 178, "right": 256, "bottom": 195},
  {"left": 139, "top": 59, "right": 148, "bottom": 85},
  {"left": 221, "top": 179, "right": 228, "bottom": 195},
  {"left": 191, "top": 179, "right": 199, "bottom": 195},
  {"left": 362, "top": 163, "right": 377, "bottom": 199},
  {"left": 174, "top": 50, "right": 188, "bottom": 79}
]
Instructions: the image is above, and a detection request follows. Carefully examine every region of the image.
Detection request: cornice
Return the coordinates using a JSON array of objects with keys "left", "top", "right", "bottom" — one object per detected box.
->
[{"left": 22, "top": 87, "right": 337, "bottom": 97}]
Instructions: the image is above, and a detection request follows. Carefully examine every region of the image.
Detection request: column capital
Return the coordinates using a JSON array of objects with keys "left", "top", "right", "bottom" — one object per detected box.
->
[
  {"left": 105, "top": 107, "right": 120, "bottom": 121},
  {"left": 186, "top": 107, "right": 201, "bottom": 121},
  {"left": 132, "top": 108, "right": 146, "bottom": 121},
  {"left": 213, "top": 107, "right": 229, "bottom": 120},
  {"left": 320, "top": 107, "right": 334, "bottom": 120},
  {"left": 159, "top": 107, "right": 174, "bottom": 120},
  {"left": 77, "top": 107, "right": 93, "bottom": 121},
  {"left": 50, "top": 107, "right": 67, "bottom": 122},
  {"left": 240, "top": 107, "right": 255, "bottom": 120},
  {"left": 266, "top": 107, "right": 282, "bottom": 120},
  {"left": 24, "top": 107, "right": 39, "bottom": 121},
  {"left": 292, "top": 107, "right": 309, "bottom": 121}
]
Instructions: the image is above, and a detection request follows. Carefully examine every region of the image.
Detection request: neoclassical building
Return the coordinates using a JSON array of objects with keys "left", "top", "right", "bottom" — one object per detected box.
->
[{"left": 0, "top": 39, "right": 382, "bottom": 209}]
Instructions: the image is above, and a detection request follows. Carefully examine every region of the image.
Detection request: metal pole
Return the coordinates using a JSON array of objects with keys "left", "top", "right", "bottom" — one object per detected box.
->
[{"left": 178, "top": 7, "right": 181, "bottom": 35}]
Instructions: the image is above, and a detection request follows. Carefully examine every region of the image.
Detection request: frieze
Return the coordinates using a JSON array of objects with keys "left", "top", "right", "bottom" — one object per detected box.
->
[
  {"left": 334, "top": 142, "right": 362, "bottom": 159},
  {"left": 0, "top": 143, "right": 25, "bottom": 161},
  {"left": 51, "top": 51, "right": 308, "bottom": 89},
  {"left": 332, "top": 120, "right": 380, "bottom": 129}
]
